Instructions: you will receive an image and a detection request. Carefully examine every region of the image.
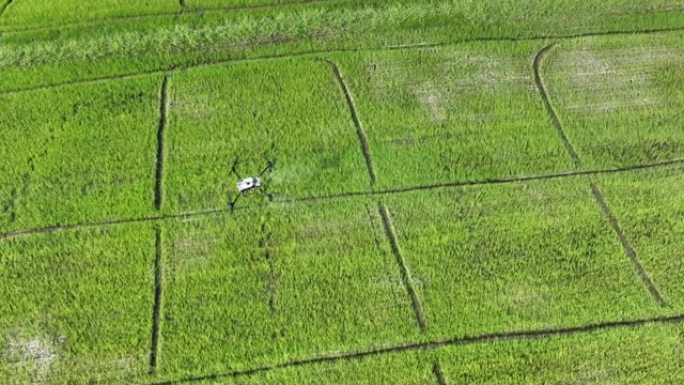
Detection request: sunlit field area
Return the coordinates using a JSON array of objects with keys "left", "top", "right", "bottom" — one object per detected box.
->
[{"left": 1, "top": 1, "right": 684, "bottom": 384}]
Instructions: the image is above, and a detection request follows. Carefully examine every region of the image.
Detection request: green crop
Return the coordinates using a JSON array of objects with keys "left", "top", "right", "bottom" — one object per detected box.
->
[
  {"left": 1, "top": 1, "right": 684, "bottom": 384},
  {"left": 158, "top": 198, "right": 418, "bottom": 378},
  {"left": 544, "top": 31, "right": 684, "bottom": 168},
  {"left": 1, "top": 0, "right": 683, "bottom": 92},
  {"left": 596, "top": 164, "right": 684, "bottom": 308},
  {"left": 0, "top": 77, "right": 162, "bottom": 233},
  {"left": 0, "top": 224, "right": 156, "bottom": 385},
  {"left": 382, "top": 176, "right": 671, "bottom": 339},
  {"left": 330, "top": 41, "right": 573, "bottom": 189},
  {"left": 438, "top": 323, "right": 684, "bottom": 384},
  {"left": 164, "top": 58, "right": 370, "bottom": 213},
  {"left": 0, "top": 0, "right": 179, "bottom": 31}
]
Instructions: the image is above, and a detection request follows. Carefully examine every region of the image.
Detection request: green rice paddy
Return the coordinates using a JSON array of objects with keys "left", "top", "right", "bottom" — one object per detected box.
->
[{"left": 1, "top": 1, "right": 684, "bottom": 384}]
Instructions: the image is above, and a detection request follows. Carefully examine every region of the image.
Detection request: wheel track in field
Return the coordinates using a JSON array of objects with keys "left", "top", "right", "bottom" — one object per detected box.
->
[
  {"left": 259, "top": 216, "right": 279, "bottom": 313},
  {"left": 1, "top": 26, "right": 684, "bottom": 97},
  {"left": 326, "top": 60, "right": 377, "bottom": 186},
  {"left": 378, "top": 203, "right": 427, "bottom": 331},
  {"left": 154, "top": 75, "right": 171, "bottom": 211},
  {"left": 432, "top": 361, "right": 448, "bottom": 385},
  {"left": 0, "top": 0, "right": 12, "bottom": 18},
  {"left": 533, "top": 44, "right": 667, "bottom": 307},
  {"left": 0, "top": 0, "right": 337, "bottom": 35},
  {"left": 149, "top": 226, "right": 165, "bottom": 374},
  {"left": 147, "top": 313, "right": 684, "bottom": 385},
  {"left": 0, "top": 159, "right": 683, "bottom": 242}
]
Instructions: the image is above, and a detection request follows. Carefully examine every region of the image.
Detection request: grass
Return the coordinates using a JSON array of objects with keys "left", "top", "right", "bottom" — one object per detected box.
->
[
  {"left": 1, "top": 1, "right": 684, "bottom": 384},
  {"left": 0, "top": 224, "right": 156, "bottom": 385},
  {"left": 0, "top": 77, "right": 161, "bottom": 233}
]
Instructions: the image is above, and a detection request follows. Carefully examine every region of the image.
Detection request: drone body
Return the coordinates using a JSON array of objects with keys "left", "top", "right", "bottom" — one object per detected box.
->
[{"left": 237, "top": 177, "right": 262, "bottom": 193}]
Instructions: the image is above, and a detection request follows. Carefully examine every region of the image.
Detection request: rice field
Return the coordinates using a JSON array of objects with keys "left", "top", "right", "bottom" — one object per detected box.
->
[{"left": 1, "top": 1, "right": 684, "bottom": 384}]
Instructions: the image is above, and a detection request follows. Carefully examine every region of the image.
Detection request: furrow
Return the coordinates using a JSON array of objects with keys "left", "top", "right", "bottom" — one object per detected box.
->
[
  {"left": 149, "top": 226, "right": 165, "bottom": 373},
  {"left": 0, "top": 0, "right": 12, "bottom": 18},
  {"left": 533, "top": 43, "right": 581, "bottom": 167},
  {"left": 326, "top": 60, "right": 377, "bottom": 186},
  {"left": 154, "top": 75, "right": 171, "bottom": 211},
  {"left": 432, "top": 361, "right": 448, "bottom": 385},
  {"left": 589, "top": 180, "right": 667, "bottom": 306},
  {"left": 378, "top": 203, "right": 427, "bottom": 331},
  {"left": 533, "top": 42, "right": 667, "bottom": 308}
]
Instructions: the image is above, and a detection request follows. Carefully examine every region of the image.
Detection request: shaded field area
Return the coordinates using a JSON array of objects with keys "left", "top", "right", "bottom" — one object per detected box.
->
[{"left": 1, "top": 1, "right": 684, "bottom": 384}]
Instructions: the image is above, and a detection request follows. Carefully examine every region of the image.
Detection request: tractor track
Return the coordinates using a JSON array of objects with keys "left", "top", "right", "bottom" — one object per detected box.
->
[
  {"left": 326, "top": 60, "right": 377, "bottom": 186},
  {"left": 0, "top": 0, "right": 12, "bottom": 18},
  {"left": 432, "top": 361, "right": 448, "bottom": 385},
  {"left": 147, "top": 313, "right": 684, "bottom": 385},
  {"left": 378, "top": 203, "right": 427, "bottom": 331},
  {"left": 154, "top": 75, "right": 171, "bottom": 211},
  {"left": 1, "top": 159, "right": 683, "bottom": 242},
  {"left": 2, "top": 27, "right": 684, "bottom": 97},
  {"left": 149, "top": 226, "right": 165, "bottom": 373},
  {"left": 533, "top": 44, "right": 581, "bottom": 167},
  {"left": 589, "top": 181, "right": 667, "bottom": 306},
  {"left": 532, "top": 44, "right": 667, "bottom": 307}
]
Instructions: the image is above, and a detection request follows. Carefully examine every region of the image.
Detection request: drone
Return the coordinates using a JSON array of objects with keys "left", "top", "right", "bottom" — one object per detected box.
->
[{"left": 228, "top": 157, "right": 276, "bottom": 211}]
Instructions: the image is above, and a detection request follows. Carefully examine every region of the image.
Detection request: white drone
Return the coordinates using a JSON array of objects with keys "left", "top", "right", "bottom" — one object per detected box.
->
[
  {"left": 228, "top": 158, "right": 275, "bottom": 210},
  {"left": 237, "top": 177, "right": 261, "bottom": 193}
]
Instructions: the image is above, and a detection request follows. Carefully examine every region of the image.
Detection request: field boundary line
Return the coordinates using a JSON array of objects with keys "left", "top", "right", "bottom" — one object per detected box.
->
[
  {"left": 432, "top": 361, "right": 448, "bottom": 385},
  {"left": 378, "top": 203, "right": 427, "bottom": 331},
  {"left": 154, "top": 75, "right": 171, "bottom": 211},
  {"left": 533, "top": 44, "right": 667, "bottom": 307},
  {"left": 290, "top": 158, "right": 684, "bottom": 202},
  {"left": 0, "top": 0, "right": 336, "bottom": 35},
  {"left": 589, "top": 181, "right": 667, "bottom": 306},
  {"left": 0, "top": 0, "right": 12, "bottom": 18},
  {"left": 3, "top": 26, "right": 684, "bottom": 97},
  {"left": 1, "top": 159, "right": 683, "bottom": 242},
  {"left": 149, "top": 226, "right": 165, "bottom": 373},
  {"left": 326, "top": 60, "right": 377, "bottom": 186},
  {"left": 146, "top": 313, "right": 684, "bottom": 385}
]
